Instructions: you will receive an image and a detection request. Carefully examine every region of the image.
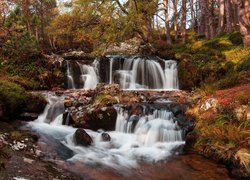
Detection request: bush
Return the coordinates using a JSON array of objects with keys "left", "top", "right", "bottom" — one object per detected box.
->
[
  {"left": 2, "top": 32, "right": 39, "bottom": 60},
  {"left": 237, "top": 58, "right": 250, "bottom": 72},
  {"left": 0, "top": 80, "right": 28, "bottom": 118},
  {"left": 229, "top": 32, "right": 243, "bottom": 46}
]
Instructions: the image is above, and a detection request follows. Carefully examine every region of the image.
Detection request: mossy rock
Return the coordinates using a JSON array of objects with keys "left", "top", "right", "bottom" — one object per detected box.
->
[
  {"left": 0, "top": 80, "right": 28, "bottom": 119},
  {"left": 25, "top": 93, "right": 47, "bottom": 114}
]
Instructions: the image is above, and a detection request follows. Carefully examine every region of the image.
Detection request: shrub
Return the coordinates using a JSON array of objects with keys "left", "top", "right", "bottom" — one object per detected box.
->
[
  {"left": 237, "top": 57, "right": 250, "bottom": 72},
  {"left": 0, "top": 80, "right": 28, "bottom": 118},
  {"left": 229, "top": 32, "right": 243, "bottom": 46}
]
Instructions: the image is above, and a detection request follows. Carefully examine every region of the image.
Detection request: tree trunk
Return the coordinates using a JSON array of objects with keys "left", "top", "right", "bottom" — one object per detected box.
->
[
  {"left": 163, "top": 0, "right": 172, "bottom": 44},
  {"left": 225, "top": 0, "right": 233, "bottom": 33},
  {"left": 190, "top": 0, "right": 195, "bottom": 31},
  {"left": 218, "top": 0, "right": 225, "bottom": 33},
  {"left": 181, "top": 0, "right": 187, "bottom": 43},
  {"left": 173, "top": 0, "right": 178, "bottom": 41},
  {"left": 208, "top": 0, "right": 215, "bottom": 38},
  {"left": 238, "top": 0, "right": 250, "bottom": 46}
]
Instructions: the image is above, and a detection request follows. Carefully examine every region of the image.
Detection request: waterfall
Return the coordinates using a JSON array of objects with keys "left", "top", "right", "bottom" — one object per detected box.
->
[
  {"left": 66, "top": 61, "right": 75, "bottom": 89},
  {"left": 28, "top": 93, "right": 184, "bottom": 169},
  {"left": 109, "top": 58, "right": 114, "bottom": 84},
  {"left": 164, "top": 60, "right": 179, "bottom": 89},
  {"left": 65, "top": 55, "right": 179, "bottom": 90},
  {"left": 115, "top": 107, "right": 183, "bottom": 146},
  {"left": 77, "top": 62, "right": 99, "bottom": 89},
  {"left": 66, "top": 60, "right": 99, "bottom": 89},
  {"left": 112, "top": 56, "right": 179, "bottom": 90}
]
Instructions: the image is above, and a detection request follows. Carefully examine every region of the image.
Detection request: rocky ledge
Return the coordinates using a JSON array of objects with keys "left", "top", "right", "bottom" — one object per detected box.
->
[{"left": 53, "top": 84, "right": 193, "bottom": 132}]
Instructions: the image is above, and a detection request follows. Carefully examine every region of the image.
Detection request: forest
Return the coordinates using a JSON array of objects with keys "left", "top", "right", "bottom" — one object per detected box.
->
[{"left": 0, "top": 0, "right": 249, "bottom": 179}]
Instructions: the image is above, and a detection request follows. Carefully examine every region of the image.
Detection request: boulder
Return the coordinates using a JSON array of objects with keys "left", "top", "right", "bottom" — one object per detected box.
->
[
  {"left": 72, "top": 106, "right": 117, "bottom": 131},
  {"left": 74, "top": 128, "right": 92, "bottom": 146},
  {"left": 19, "top": 112, "right": 39, "bottom": 121},
  {"left": 184, "top": 131, "right": 197, "bottom": 152},
  {"left": 101, "top": 132, "right": 111, "bottom": 142}
]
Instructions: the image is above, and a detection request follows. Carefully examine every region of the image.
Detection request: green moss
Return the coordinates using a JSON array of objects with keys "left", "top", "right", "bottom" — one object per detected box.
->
[
  {"left": 25, "top": 93, "right": 47, "bottom": 113},
  {"left": 95, "top": 94, "right": 118, "bottom": 105},
  {"left": 229, "top": 32, "right": 243, "bottom": 46},
  {"left": 237, "top": 57, "right": 250, "bottom": 72},
  {"left": 0, "top": 80, "right": 28, "bottom": 118}
]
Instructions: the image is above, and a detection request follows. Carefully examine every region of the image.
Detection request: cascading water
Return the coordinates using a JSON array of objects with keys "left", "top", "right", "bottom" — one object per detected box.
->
[
  {"left": 77, "top": 62, "right": 99, "bottom": 89},
  {"left": 112, "top": 56, "right": 179, "bottom": 90},
  {"left": 66, "top": 60, "right": 99, "bottom": 89},
  {"left": 66, "top": 61, "right": 76, "bottom": 89},
  {"left": 28, "top": 93, "right": 185, "bottom": 169},
  {"left": 65, "top": 55, "right": 179, "bottom": 90}
]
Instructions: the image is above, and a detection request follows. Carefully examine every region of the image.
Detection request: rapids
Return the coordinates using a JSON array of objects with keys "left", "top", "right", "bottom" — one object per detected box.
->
[{"left": 27, "top": 93, "right": 185, "bottom": 170}]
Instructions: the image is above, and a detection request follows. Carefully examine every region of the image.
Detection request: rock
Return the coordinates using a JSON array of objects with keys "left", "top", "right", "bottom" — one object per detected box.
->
[
  {"left": 62, "top": 51, "right": 93, "bottom": 60},
  {"left": 25, "top": 93, "right": 48, "bottom": 114},
  {"left": 200, "top": 98, "right": 218, "bottom": 112},
  {"left": 72, "top": 106, "right": 117, "bottom": 131},
  {"left": 234, "top": 105, "right": 249, "bottom": 121},
  {"left": 62, "top": 112, "right": 74, "bottom": 125},
  {"left": 64, "top": 99, "right": 74, "bottom": 107},
  {"left": 101, "top": 133, "right": 111, "bottom": 142},
  {"left": 131, "top": 105, "right": 143, "bottom": 116},
  {"left": 74, "top": 128, "right": 92, "bottom": 146},
  {"left": 184, "top": 131, "right": 197, "bottom": 152},
  {"left": 0, "top": 104, "right": 3, "bottom": 118},
  {"left": 19, "top": 112, "right": 39, "bottom": 121}
]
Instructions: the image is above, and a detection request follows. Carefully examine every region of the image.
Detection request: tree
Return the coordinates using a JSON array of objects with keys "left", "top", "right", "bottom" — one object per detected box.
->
[
  {"left": 173, "top": 0, "right": 178, "bottom": 41},
  {"left": 218, "top": 0, "right": 225, "bottom": 33},
  {"left": 181, "top": 0, "right": 187, "bottom": 43},
  {"left": 238, "top": 0, "right": 250, "bottom": 46},
  {"left": 163, "top": 0, "right": 172, "bottom": 44}
]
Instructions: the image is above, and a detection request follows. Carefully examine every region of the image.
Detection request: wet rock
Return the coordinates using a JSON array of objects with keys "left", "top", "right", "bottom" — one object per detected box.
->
[
  {"left": 64, "top": 98, "right": 74, "bottom": 107},
  {"left": 72, "top": 106, "right": 117, "bottom": 131},
  {"left": 101, "top": 133, "right": 111, "bottom": 142},
  {"left": 62, "top": 112, "right": 74, "bottom": 126},
  {"left": 62, "top": 51, "right": 93, "bottom": 60},
  {"left": 171, "top": 104, "right": 186, "bottom": 116},
  {"left": 25, "top": 93, "right": 48, "bottom": 114},
  {"left": 96, "top": 84, "right": 120, "bottom": 96},
  {"left": 19, "top": 112, "right": 39, "bottom": 121},
  {"left": 175, "top": 115, "right": 194, "bottom": 134},
  {"left": 184, "top": 131, "right": 197, "bottom": 152},
  {"left": 74, "top": 128, "right": 92, "bottom": 146},
  {"left": 131, "top": 105, "right": 143, "bottom": 116}
]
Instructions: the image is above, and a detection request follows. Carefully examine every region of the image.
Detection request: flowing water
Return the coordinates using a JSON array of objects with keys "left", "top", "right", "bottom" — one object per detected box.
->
[
  {"left": 28, "top": 93, "right": 185, "bottom": 170},
  {"left": 66, "top": 60, "right": 99, "bottom": 89},
  {"left": 65, "top": 56, "right": 179, "bottom": 90}
]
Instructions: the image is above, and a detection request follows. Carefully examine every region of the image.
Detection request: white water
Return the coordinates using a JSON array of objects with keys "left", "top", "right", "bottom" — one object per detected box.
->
[
  {"left": 28, "top": 93, "right": 184, "bottom": 169},
  {"left": 66, "top": 61, "right": 75, "bottom": 89},
  {"left": 66, "top": 56, "right": 179, "bottom": 90},
  {"left": 112, "top": 57, "right": 179, "bottom": 90},
  {"left": 66, "top": 60, "right": 99, "bottom": 89},
  {"left": 77, "top": 62, "right": 99, "bottom": 89}
]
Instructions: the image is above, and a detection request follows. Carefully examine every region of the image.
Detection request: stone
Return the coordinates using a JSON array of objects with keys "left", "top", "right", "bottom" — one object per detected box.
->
[
  {"left": 200, "top": 98, "right": 218, "bottom": 112},
  {"left": 19, "top": 112, "right": 39, "bottom": 121},
  {"left": 235, "top": 105, "right": 249, "bottom": 121},
  {"left": 74, "top": 128, "right": 92, "bottom": 146},
  {"left": 101, "top": 132, "right": 111, "bottom": 142}
]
